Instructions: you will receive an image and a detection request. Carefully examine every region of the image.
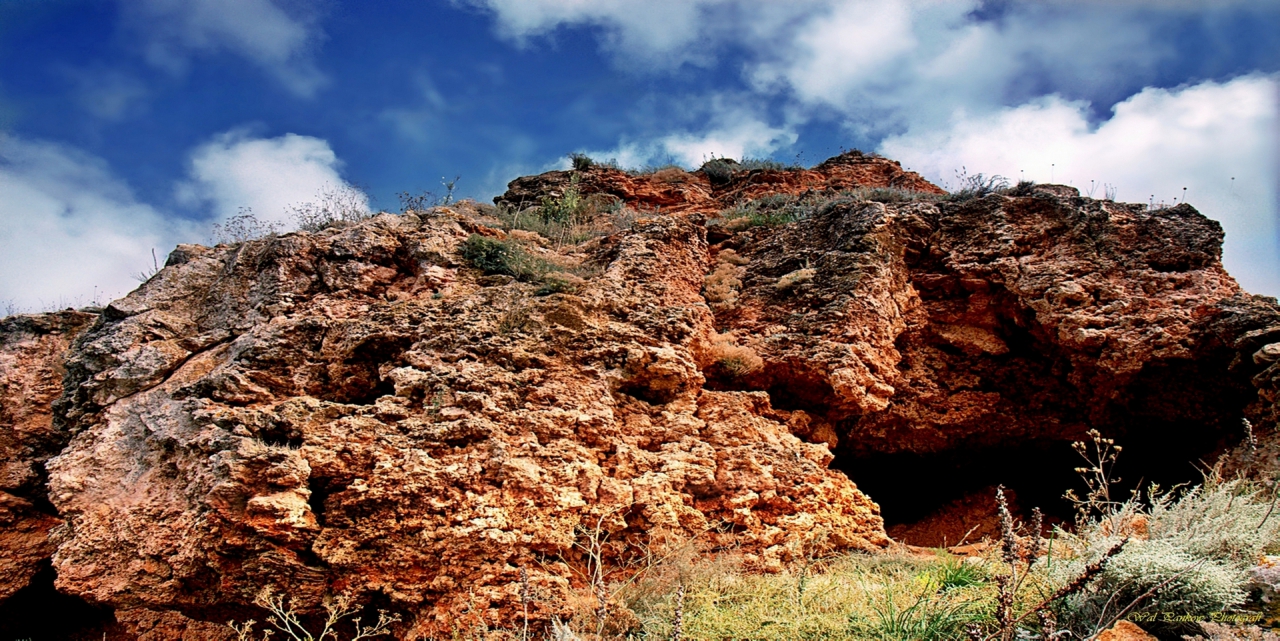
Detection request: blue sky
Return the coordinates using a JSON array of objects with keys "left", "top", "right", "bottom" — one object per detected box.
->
[{"left": 1, "top": 0, "right": 1277, "bottom": 309}]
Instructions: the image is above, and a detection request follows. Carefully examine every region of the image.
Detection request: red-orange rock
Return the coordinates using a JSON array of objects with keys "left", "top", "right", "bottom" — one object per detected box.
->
[
  {"left": 0, "top": 310, "right": 95, "bottom": 600},
  {"left": 3, "top": 152, "right": 1278, "bottom": 639},
  {"left": 1096, "top": 620, "right": 1157, "bottom": 641},
  {"left": 39, "top": 211, "right": 886, "bottom": 637},
  {"left": 494, "top": 150, "right": 944, "bottom": 216}
]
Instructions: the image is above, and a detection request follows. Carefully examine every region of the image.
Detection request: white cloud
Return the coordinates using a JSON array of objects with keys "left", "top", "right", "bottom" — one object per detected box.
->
[
  {"left": 0, "top": 129, "right": 368, "bottom": 312},
  {"left": 120, "top": 0, "right": 326, "bottom": 97},
  {"left": 880, "top": 75, "right": 1280, "bottom": 297},
  {"left": 463, "top": 0, "right": 735, "bottom": 66},
  {"left": 0, "top": 136, "right": 194, "bottom": 311},
  {"left": 177, "top": 130, "right": 367, "bottom": 227},
  {"left": 467, "top": 0, "right": 1175, "bottom": 119},
  {"left": 583, "top": 108, "right": 797, "bottom": 169}
]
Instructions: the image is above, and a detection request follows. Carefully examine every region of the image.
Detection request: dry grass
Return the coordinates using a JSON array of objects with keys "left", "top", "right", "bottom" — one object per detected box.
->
[
  {"left": 616, "top": 550, "right": 997, "bottom": 641},
  {"left": 496, "top": 175, "right": 641, "bottom": 247},
  {"left": 702, "top": 262, "right": 744, "bottom": 309},
  {"left": 708, "top": 333, "right": 763, "bottom": 378}
]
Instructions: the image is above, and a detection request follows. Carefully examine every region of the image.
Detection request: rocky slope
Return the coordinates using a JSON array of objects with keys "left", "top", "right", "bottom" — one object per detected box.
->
[{"left": 1, "top": 151, "right": 1277, "bottom": 638}]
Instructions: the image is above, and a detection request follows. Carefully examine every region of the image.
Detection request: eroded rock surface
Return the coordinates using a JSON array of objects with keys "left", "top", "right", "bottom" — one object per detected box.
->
[
  {"left": 0, "top": 310, "right": 95, "bottom": 600},
  {"left": 40, "top": 212, "right": 885, "bottom": 636},
  {"left": 3, "top": 153, "right": 1278, "bottom": 638},
  {"left": 494, "top": 150, "right": 945, "bottom": 216}
]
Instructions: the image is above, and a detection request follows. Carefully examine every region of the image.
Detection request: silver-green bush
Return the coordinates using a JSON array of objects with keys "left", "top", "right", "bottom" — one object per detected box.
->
[{"left": 1051, "top": 475, "right": 1280, "bottom": 635}]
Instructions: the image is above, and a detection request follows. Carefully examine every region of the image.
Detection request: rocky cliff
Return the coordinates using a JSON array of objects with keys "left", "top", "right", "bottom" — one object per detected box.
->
[{"left": 1, "top": 151, "right": 1277, "bottom": 639}]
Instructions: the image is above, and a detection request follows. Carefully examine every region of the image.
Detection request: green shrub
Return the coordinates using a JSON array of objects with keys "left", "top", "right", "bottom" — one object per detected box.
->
[
  {"left": 1050, "top": 475, "right": 1280, "bottom": 636},
  {"left": 496, "top": 179, "right": 634, "bottom": 246},
  {"left": 930, "top": 555, "right": 988, "bottom": 591},
  {"left": 852, "top": 589, "right": 987, "bottom": 641},
  {"left": 460, "top": 235, "right": 553, "bottom": 282},
  {"left": 538, "top": 174, "right": 625, "bottom": 227},
  {"left": 700, "top": 158, "right": 739, "bottom": 186},
  {"left": 721, "top": 193, "right": 825, "bottom": 228},
  {"left": 569, "top": 152, "right": 595, "bottom": 171}
]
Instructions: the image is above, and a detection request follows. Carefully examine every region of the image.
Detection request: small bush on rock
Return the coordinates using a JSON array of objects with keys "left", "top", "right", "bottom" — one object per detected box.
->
[
  {"left": 1050, "top": 473, "right": 1280, "bottom": 637},
  {"left": 721, "top": 193, "right": 822, "bottom": 228},
  {"left": 569, "top": 152, "right": 595, "bottom": 171},
  {"left": 709, "top": 333, "right": 763, "bottom": 379},
  {"left": 845, "top": 186, "right": 943, "bottom": 204},
  {"left": 497, "top": 181, "right": 636, "bottom": 247},
  {"left": 212, "top": 207, "right": 280, "bottom": 244},
  {"left": 699, "top": 157, "right": 739, "bottom": 186},
  {"left": 289, "top": 184, "right": 372, "bottom": 232},
  {"left": 227, "top": 587, "right": 399, "bottom": 640},
  {"left": 946, "top": 168, "right": 1010, "bottom": 202},
  {"left": 461, "top": 235, "right": 554, "bottom": 282}
]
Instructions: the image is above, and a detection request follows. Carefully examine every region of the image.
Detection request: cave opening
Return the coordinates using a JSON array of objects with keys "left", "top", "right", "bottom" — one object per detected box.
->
[
  {"left": 829, "top": 406, "right": 1241, "bottom": 548},
  {"left": 0, "top": 562, "right": 118, "bottom": 640}
]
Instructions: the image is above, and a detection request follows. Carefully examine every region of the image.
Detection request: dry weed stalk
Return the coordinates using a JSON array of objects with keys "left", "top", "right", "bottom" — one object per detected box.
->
[
  {"left": 1065, "top": 429, "right": 1124, "bottom": 523},
  {"left": 520, "top": 566, "right": 532, "bottom": 641},
  {"left": 668, "top": 584, "right": 685, "bottom": 641},
  {"left": 564, "top": 510, "right": 617, "bottom": 640},
  {"left": 1245, "top": 418, "right": 1259, "bottom": 455},
  {"left": 226, "top": 587, "right": 399, "bottom": 641},
  {"left": 974, "top": 486, "right": 1128, "bottom": 641}
]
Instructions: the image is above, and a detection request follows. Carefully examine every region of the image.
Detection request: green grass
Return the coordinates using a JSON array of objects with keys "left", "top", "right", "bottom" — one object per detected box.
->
[
  {"left": 620, "top": 552, "right": 996, "bottom": 640},
  {"left": 721, "top": 193, "right": 822, "bottom": 228},
  {"left": 460, "top": 234, "right": 596, "bottom": 296},
  {"left": 460, "top": 235, "right": 556, "bottom": 282}
]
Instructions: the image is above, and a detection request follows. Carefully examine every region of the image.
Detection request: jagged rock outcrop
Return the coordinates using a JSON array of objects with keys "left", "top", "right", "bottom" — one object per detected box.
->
[
  {"left": 0, "top": 310, "right": 95, "bottom": 600},
  {"left": 495, "top": 150, "right": 945, "bottom": 216},
  {"left": 37, "top": 209, "right": 886, "bottom": 637},
  {"left": 2, "top": 151, "right": 1277, "bottom": 638}
]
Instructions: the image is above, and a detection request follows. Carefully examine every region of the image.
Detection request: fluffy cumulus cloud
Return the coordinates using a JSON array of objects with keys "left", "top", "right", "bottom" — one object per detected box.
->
[
  {"left": 120, "top": 0, "right": 326, "bottom": 96},
  {"left": 469, "top": 0, "right": 1172, "bottom": 121},
  {"left": 0, "top": 136, "right": 194, "bottom": 311},
  {"left": 880, "top": 75, "right": 1280, "bottom": 296},
  {"left": 584, "top": 107, "right": 797, "bottom": 169},
  {"left": 0, "top": 129, "right": 367, "bottom": 312},
  {"left": 177, "top": 130, "right": 367, "bottom": 227},
  {"left": 471, "top": 0, "right": 1279, "bottom": 296}
]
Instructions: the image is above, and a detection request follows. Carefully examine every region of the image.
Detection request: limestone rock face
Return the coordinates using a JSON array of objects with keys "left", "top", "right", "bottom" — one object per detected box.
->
[
  {"left": 0, "top": 310, "right": 95, "bottom": 600},
  {"left": 3, "top": 153, "right": 1279, "bottom": 637},
  {"left": 709, "top": 189, "right": 1253, "bottom": 456},
  {"left": 40, "top": 212, "right": 886, "bottom": 635},
  {"left": 494, "top": 150, "right": 945, "bottom": 216}
]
